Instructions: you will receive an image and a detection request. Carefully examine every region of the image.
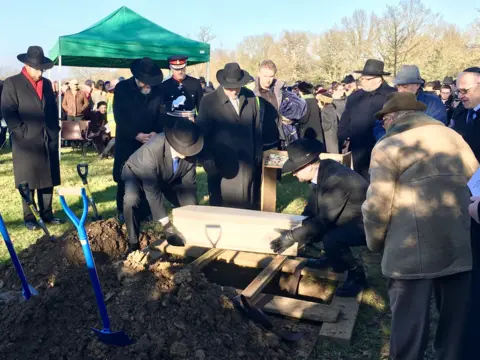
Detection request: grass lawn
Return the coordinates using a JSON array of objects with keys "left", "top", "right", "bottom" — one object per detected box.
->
[{"left": 0, "top": 146, "right": 437, "bottom": 359}]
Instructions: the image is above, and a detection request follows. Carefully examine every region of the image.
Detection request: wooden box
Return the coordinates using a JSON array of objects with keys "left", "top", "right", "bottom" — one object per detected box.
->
[{"left": 172, "top": 205, "right": 306, "bottom": 256}]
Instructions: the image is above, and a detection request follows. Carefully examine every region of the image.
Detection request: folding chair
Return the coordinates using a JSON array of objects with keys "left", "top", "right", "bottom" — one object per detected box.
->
[{"left": 60, "top": 121, "right": 91, "bottom": 156}]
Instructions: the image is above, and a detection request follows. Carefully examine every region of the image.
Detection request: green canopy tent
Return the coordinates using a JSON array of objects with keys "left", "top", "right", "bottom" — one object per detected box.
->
[
  {"left": 49, "top": 6, "right": 210, "bottom": 158},
  {"left": 49, "top": 6, "right": 210, "bottom": 68}
]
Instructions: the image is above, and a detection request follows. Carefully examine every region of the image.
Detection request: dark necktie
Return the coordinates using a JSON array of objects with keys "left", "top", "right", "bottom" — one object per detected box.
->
[
  {"left": 173, "top": 157, "right": 179, "bottom": 174},
  {"left": 467, "top": 109, "right": 479, "bottom": 125}
]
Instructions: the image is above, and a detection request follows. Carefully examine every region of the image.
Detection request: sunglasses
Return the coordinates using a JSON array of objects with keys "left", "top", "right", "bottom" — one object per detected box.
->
[{"left": 458, "top": 82, "right": 480, "bottom": 95}]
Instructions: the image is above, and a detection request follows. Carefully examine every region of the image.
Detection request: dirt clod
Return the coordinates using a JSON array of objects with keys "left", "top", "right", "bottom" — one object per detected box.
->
[{"left": 0, "top": 219, "right": 316, "bottom": 359}]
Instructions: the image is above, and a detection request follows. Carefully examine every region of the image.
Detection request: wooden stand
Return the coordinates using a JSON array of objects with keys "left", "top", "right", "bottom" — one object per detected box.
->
[
  {"left": 146, "top": 240, "right": 362, "bottom": 352},
  {"left": 260, "top": 150, "right": 354, "bottom": 212}
]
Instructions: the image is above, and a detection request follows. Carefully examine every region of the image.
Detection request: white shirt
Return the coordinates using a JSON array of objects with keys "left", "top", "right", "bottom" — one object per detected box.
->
[
  {"left": 311, "top": 166, "right": 320, "bottom": 185},
  {"left": 223, "top": 88, "right": 240, "bottom": 115}
]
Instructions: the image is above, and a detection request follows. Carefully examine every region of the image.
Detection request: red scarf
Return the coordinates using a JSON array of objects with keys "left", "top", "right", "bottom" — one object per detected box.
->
[{"left": 21, "top": 67, "right": 43, "bottom": 101}]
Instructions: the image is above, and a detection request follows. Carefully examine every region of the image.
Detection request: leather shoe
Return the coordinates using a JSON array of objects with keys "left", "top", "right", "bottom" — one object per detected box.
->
[
  {"left": 305, "top": 255, "right": 331, "bottom": 269},
  {"left": 24, "top": 221, "right": 40, "bottom": 231},
  {"left": 44, "top": 217, "right": 65, "bottom": 225},
  {"left": 127, "top": 242, "right": 140, "bottom": 254},
  {"left": 335, "top": 270, "right": 368, "bottom": 298}
]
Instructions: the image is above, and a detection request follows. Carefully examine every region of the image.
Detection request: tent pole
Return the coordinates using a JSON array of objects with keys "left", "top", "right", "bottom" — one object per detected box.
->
[
  {"left": 58, "top": 56, "right": 62, "bottom": 161},
  {"left": 206, "top": 62, "right": 210, "bottom": 84}
]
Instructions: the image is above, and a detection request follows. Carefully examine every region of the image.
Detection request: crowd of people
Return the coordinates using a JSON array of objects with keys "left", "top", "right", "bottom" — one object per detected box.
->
[{"left": 1, "top": 44, "right": 480, "bottom": 359}]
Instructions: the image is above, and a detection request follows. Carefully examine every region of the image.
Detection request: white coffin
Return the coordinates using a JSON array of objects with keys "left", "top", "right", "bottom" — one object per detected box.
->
[{"left": 172, "top": 205, "right": 306, "bottom": 256}]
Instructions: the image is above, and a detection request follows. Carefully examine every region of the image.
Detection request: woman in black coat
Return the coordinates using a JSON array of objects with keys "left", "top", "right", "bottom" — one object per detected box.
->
[{"left": 297, "top": 82, "right": 325, "bottom": 151}]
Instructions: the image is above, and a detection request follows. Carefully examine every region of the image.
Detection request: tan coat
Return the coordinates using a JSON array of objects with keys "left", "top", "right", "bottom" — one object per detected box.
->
[
  {"left": 362, "top": 112, "right": 479, "bottom": 279},
  {"left": 62, "top": 89, "right": 89, "bottom": 117}
]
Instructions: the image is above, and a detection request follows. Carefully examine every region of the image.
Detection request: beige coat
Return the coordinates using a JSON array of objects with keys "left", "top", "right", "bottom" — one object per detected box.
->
[{"left": 362, "top": 113, "right": 479, "bottom": 279}]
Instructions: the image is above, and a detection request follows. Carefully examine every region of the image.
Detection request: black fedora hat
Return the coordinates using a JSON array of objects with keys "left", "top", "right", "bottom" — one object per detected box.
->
[
  {"left": 130, "top": 57, "right": 163, "bottom": 86},
  {"left": 375, "top": 92, "right": 427, "bottom": 120},
  {"left": 216, "top": 63, "right": 251, "bottom": 88},
  {"left": 342, "top": 74, "right": 355, "bottom": 84},
  {"left": 443, "top": 76, "right": 454, "bottom": 85},
  {"left": 283, "top": 138, "right": 323, "bottom": 174},
  {"left": 165, "top": 117, "right": 204, "bottom": 157},
  {"left": 17, "top": 46, "right": 54, "bottom": 70},
  {"left": 354, "top": 59, "right": 390, "bottom": 76}
]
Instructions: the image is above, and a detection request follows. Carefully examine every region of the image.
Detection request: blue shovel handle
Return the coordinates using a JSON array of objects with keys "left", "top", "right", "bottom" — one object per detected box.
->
[
  {"left": 58, "top": 187, "right": 111, "bottom": 331},
  {"left": 0, "top": 214, "right": 37, "bottom": 300}
]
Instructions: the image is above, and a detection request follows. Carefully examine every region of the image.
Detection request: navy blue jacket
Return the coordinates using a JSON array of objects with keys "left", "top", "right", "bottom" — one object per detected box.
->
[{"left": 374, "top": 89, "right": 448, "bottom": 140}]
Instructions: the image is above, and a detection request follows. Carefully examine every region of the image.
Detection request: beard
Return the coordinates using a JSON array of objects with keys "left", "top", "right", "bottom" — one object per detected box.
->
[{"left": 140, "top": 87, "right": 151, "bottom": 95}]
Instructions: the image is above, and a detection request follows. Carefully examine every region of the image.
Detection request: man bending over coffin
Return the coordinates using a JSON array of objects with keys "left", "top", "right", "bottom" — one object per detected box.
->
[
  {"left": 121, "top": 113, "right": 204, "bottom": 252},
  {"left": 270, "top": 138, "right": 368, "bottom": 297}
]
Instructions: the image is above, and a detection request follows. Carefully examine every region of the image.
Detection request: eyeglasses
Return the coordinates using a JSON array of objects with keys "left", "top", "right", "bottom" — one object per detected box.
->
[{"left": 458, "top": 82, "right": 480, "bottom": 95}]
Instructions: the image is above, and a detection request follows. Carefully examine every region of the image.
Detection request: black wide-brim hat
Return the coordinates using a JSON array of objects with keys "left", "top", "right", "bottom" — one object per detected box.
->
[
  {"left": 17, "top": 46, "right": 54, "bottom": 70},
  {"left": 130, "top": 57, "right": 163, "bottom": 86},
  {"left": 216, "top": 63, "right": 251, "bottom": 88},
  {"left": 375, "top": 92, "right": 427, "bottom": 120},
  {"left": 354, "top": 59, "right": 391, "bottom": 76},
  {"left": 165, "top": 116, "right": 204, "bottom": 157},
  {"left": 282, "top": 138, "right": 323, "bottom": 174}
]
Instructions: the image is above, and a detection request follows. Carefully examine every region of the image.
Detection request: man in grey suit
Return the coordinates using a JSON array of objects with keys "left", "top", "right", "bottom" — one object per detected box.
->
[{"left": 121, "top": 114, "right": 204, "bottom": 252}]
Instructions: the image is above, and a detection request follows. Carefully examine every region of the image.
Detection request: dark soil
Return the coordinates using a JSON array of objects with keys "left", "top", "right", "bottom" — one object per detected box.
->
[{"left": 0, "top": 219, "right": 318, "bottom": 360}]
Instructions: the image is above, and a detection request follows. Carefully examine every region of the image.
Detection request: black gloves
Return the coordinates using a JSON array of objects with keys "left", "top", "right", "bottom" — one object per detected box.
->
[
  {"left": 163, "top": 223, "right": 185, "bottom": 247},
  {"left": 270, "top": 229, "right": 297, "bottom": 254},
  {"left": 270, "top": 222, "right": 314, "bottom": 254}
]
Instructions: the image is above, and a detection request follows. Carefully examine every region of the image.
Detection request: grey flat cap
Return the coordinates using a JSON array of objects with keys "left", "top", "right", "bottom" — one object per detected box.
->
[{"left": 393, "top": 65, "right": 424, "bottom": 85}]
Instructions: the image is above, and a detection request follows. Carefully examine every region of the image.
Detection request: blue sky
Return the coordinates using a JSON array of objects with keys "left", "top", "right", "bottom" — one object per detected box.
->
[{"left": 0, "top": 0, "right": 476, "bottom": 71}]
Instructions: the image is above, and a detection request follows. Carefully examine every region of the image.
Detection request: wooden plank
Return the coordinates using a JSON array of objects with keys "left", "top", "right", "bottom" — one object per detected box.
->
[
  {"left": 172, "top": 206, "right": 304, "bottom": 256},
  {"left": 318, "top": 292, "right": 363, "bottom": 346},
  {"left": 241, "top": 255, "right": 288, "bottom": 303},
  {"left": 147, "top": 240, "right": 345, "bottom": 282},
  {"left": 252, "top": 293, "right": 339, "bottom": 323},
  {"left": 261, "top": 167, "right": 278, "bottom": 212},
  {"left": 190, "top": 248, "right": 225, "bottom": 270}
]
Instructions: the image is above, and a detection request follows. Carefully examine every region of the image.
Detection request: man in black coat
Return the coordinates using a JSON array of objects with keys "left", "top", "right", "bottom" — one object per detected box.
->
[
  {"left": 297, "top": 82, "right": 325, "bottom": 149},
  {"left": 161, "top": 56, "right": 203, "bottom": 113},
  {"left": 270, "top": 138, "right": 368, "bottom": 297},
  {"left": 196, "top": 63, "right": 264, "bottom": 210},
  {"left": 452, "top": 67, "right": 480, "bottom": 359},
  {"left": 1, "top": 46, "right": 63, "bottom": 230},
  {"left": 338, "top": 59, "right": 396, "bottom": 180},
  {"left": 122, "top": 116, "right": 203, "bottom": 252},
  {"left": 113, "top": 57, "right": 165, "bottom": 220}
]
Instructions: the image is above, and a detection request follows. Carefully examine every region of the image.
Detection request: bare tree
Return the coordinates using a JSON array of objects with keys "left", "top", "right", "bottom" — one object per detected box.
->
[
  {"left": 197, "top": 26, "right": 216, "bottom": 43},
  {"left": 375, "top": 0, "right": 437, "bottom": 76},
  {"left": 236, "top": 34, "right": 276, "bottom": 75},
  {"left": 69, "top": 67, "right": 105, "bottom": 82}
]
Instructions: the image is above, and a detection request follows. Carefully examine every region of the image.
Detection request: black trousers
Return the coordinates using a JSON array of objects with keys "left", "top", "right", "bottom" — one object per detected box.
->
[
  {"left": 0, "top": 126, "right": 7, "bottom": 147},
  {"left": 116, "top": 180, "right": 125, "bottom": 215},
  {"left": 22, "top": 187, "right": 54, "bottom": 222},
  {"left": 299, "top": 222, "right": 366, "bottom": 272},
  {"left": 462, "top": 221, "right": 480, "bottom": 359},
  {"left": 122, "top": 166, "right": 196, "bottom": 245},
  {"left": 388, "top": 272, "right": 471, "bottom": 360}
]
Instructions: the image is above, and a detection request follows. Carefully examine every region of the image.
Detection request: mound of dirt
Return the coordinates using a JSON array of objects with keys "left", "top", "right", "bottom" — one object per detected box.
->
[{"left": 0, "top": 219, "right": 316, "bottom": 360}]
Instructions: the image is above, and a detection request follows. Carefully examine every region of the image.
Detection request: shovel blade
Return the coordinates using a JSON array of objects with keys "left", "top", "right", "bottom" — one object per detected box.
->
[
  {"left": 92, "top": 328, "right": 133, "bottom": 346},
  {"left": 22, "top": 284, "right": 39, "bottom": 300}
]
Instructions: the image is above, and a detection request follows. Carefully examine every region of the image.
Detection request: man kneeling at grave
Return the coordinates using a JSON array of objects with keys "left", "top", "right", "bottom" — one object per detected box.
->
[
  {"left": 121, "top": 114, "right": 203, "bottom": 252},
  {"left": 270, "top": 138, "right": 368, "bottom": 297}
]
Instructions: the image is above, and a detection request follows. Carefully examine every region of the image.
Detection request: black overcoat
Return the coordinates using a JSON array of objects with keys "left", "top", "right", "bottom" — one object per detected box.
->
[
  {"left": 300, "top": 159, "right": 368, "bottom": 242},
  {"left": 297, "top": 97, "right": 325, "bottom": 150},
  {"left": 112, "top": 77, "right": 165, "bottom": 182},
  {"left": 1, "top": 73, "right": 60, "bottom": 189},
  {"left": 453, "top": 104, "right": 480, "bottom": 162},
  {"left": 337, "top": 82, "right": 396, "bottom": 180},
  {"left": 196, "top": 86, "right": 263, "bottom": 209},
  {"left": 161, "top": 75, "right": 203, "bottom": 112}
]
